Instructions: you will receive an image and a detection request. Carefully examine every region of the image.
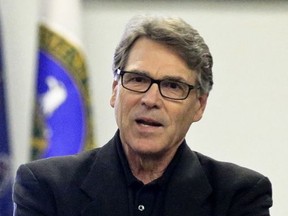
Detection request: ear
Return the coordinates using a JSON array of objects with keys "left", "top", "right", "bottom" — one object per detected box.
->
[
  {"left": 192, "top": 93, "right": 208, "bottom": 122},
  {"left": 110, "top": 80, "right": 119, "bottom": 108}
]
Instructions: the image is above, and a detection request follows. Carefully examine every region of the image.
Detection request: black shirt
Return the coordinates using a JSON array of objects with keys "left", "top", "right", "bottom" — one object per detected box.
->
[{"left": 115, "top": 133, "right": 184, "bottom": 216}]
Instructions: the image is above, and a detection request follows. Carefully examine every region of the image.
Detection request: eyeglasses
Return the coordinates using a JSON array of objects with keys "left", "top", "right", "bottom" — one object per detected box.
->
[{"left": 115, "top": 69, "right": 200, "bottom": 100}]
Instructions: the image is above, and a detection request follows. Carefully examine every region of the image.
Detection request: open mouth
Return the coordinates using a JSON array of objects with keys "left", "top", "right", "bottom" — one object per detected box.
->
[{"left": 136, "top": 119, "right": 163, "bottom": 127}]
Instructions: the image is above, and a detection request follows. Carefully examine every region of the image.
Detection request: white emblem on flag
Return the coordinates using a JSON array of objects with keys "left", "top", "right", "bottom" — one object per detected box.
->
[{"left": 40, "top": 76, "right": 67, "bottom": 117}]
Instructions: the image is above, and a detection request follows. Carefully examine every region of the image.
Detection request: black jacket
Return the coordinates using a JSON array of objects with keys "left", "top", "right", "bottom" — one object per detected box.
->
[{"left": 13, "top": 133, "right": 272, "bottom": 216}]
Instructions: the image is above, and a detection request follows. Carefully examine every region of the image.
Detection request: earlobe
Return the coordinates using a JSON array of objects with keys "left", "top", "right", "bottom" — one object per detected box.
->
[{"left": 110, "top": 80, "right": 119, "bottom": 108}]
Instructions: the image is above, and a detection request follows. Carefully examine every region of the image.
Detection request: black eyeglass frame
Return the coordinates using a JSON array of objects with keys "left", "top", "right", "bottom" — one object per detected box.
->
[{"left": 115, "top": 69, "right": 200, "bottom": 100}]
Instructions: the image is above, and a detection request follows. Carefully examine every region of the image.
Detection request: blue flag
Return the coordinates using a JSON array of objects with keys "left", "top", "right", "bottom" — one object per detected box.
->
[
  {"left": 31, "top": 0, "right": 95, "bottom": 160},
  {"left": 0, "top": 18, "right": 13, "bottom": 216}
]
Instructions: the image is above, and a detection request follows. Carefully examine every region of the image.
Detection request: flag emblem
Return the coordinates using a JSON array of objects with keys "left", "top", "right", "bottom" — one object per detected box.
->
[{"left": 32, "top": 25, "right": 94, "bottom": 159}]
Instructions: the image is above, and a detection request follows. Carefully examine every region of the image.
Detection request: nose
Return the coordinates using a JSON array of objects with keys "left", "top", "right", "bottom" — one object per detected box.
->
[{"left": 140, "top": 83, "right": 162, "bottom": 108}]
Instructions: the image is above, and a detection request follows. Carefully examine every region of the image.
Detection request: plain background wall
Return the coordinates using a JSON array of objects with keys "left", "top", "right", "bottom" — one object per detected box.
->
[{"left": 1, "top": 0, "right": 287, "bottom": 215}]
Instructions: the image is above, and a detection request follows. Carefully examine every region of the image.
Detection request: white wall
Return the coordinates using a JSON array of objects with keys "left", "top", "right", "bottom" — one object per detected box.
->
[{"left": 1, "top": 0, "right": 288, "bottom": 215}]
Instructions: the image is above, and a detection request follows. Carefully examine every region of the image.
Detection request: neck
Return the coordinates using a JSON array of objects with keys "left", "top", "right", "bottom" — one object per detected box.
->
[
  {"left": 123, "top": 146, "right": 178, "bottom": 185},
  {"left": 130, "top": 157, "right": 166, "bottom": 184}
]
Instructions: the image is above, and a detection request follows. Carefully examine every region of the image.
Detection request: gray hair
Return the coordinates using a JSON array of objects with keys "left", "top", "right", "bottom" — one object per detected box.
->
[{"left": 113, "top": 15, "right": 213, "bottom": 94}]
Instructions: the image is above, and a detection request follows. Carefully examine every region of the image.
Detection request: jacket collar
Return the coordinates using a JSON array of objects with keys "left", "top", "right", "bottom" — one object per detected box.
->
[
  {"left": 80, "top": 133, "right": 212, "bottom": 216},
  {"left": 80, "top": 135, "right": 130, "bottom": 216},
  {"left": 164, "top": 144, "right": 213, "bottom": 216}
]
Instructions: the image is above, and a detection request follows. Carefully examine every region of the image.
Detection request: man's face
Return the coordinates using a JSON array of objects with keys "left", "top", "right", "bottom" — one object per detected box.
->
[{"left": 110, "top": 37, "right": 208, "bottom": 158}]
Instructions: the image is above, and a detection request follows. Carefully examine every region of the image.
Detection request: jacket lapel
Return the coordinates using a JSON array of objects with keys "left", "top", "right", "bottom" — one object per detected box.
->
[
  {"left": 165, "top": 144, "right": 212, "bottom": 216},
  {"left": 79, "top": 137, "right": 130, "bottom": 216}
]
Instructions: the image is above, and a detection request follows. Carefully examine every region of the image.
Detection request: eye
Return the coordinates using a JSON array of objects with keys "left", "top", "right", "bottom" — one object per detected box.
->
[
  {"left": 124, "top": 73, "right": 150, "bottom": 85},
  {"left": 162, "top": 80, "right": 185, "bottom": 91},
  {"left": 133, "top": 76, "right": 146, "bottom": 83}
]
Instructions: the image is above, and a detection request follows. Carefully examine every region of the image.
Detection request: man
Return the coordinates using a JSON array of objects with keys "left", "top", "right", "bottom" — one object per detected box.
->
[{"left": 13, "top": 15, "right": 272, "bottom": 216}]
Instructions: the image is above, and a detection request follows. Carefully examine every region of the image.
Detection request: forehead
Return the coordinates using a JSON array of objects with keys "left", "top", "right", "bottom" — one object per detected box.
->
[{"left": 125, "top": 37, "right": 196, "bottom": 82}]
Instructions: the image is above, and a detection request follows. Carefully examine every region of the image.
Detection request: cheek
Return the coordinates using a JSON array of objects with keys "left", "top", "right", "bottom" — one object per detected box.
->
[
  {"left": 113, "top": 90, "right": 130, "bottom": 124},
  {"left": 176, "top": 111, "right": 194, "bottom": 130},
  {"left": 173, "top": 103, "right": 197, "bottom": 129}
]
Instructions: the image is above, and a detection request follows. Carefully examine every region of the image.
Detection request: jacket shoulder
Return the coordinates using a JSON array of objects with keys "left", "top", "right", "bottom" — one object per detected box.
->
[
  {"left": 194, "top": 151, "right": 272, "bottom": 214},
  {"left": 195, "top": 151, "right": 269, "bottom": 188},
  {"left": 20, "top": 148, "right": 102, "bottom": 184}
]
